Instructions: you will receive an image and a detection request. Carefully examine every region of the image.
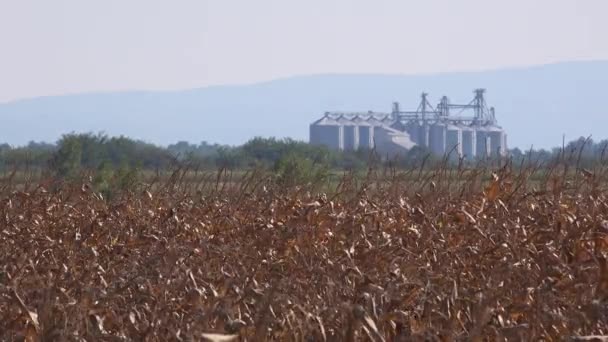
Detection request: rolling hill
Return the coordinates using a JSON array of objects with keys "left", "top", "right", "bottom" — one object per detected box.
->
[{"left": 1, "top": 60, "right": 607, "bottom": 149}]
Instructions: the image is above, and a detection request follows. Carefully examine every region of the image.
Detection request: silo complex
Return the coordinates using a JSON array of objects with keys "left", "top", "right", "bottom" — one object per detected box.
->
[{"left": 309, "top": 89, "right": 507, "bottom": 159}]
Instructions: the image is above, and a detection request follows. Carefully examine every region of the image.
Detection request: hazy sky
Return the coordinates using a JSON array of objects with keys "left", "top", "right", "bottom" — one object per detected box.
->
[{"left": 1, "top": 0, "right": 607, "bottom": 102}]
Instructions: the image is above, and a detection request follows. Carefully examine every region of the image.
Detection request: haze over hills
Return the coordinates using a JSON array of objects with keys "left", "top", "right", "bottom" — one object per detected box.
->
[{"left": 1, "top": 60, "right": 607, "bottom": 150}]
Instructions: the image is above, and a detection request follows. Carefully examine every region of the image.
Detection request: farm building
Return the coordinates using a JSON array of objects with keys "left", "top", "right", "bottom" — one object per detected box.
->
[{"left": 310, "top": 89, "right": 507, "bottom": 159}]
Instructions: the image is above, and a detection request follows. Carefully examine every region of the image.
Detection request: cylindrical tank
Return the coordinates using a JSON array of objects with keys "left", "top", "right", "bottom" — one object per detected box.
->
[
  {"left": 446, "top": 124, "right": 462, "bottom": 158},
  {"left": 403, "top": 121, "right": 422, "bottom": 147},
  {"left": 309, "top": 123, "right": 343, "bottom": 150},
  {"left": 488, "top": 126, "right": 506, "bottom": 156},
  {"left": 475, "top": 127, "right": 491, "bottom": 158},
  {"left": 461, "top": 125, "right": 476, "bottom": 159},
  {"left": 418, "top": 122, "right": 430, "bottom": 148},
  {"left": 334, "top": 115, "right": 358, "bottom": 151},
  {"left": 429, "top": 123, "right": 447, "bottom": 155},
  {"left": 357, "top": 123, "right": 374, "bottom": 149},
  {"left": 342, "top": 123, "right": 358, "bottom": 151}
]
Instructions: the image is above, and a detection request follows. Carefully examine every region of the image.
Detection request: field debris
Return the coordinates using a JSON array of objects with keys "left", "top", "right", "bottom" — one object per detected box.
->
[{"left": 2, "top": 168, "right": 608, "bottom": 340}]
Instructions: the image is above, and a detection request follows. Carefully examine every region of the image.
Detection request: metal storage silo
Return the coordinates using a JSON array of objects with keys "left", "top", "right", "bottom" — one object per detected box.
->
[
  {"left": 341, "top": 118, "right": 359, "bottom": 151},
  {"left": 461, "top": 125, "right": 476, "bottom": 159},
  {"left": 353, "top": 116, "right": 374, "bottom": 150},
  {"left": 309, "top": 113, "right": 344, "bottom": 150},
  {"left": 365, "top": 115, "right": 384, "bottom": 149},
  {"left": 446, "top": 124, "right": 462, "bottom": 157},
  {"left": 410, "top": 122, "right": 430, "bottom": 148},
  {"left": 429, "top": 123, "right": 447, "bottom": 155},
  {"left": 358, "top": 125, "right": 374, "bottom": 149},
  {"left": 403, "top": 121, "right": 421, "bottom": 147},
  {"left": 487, "top": 127, "right": 507, "bottom": 156},
  {"left": 475, "top": 127, "right": 491, "bottom": 158},
  {"left": 421, "top": 123, "right": 430, "bottom": 148}
]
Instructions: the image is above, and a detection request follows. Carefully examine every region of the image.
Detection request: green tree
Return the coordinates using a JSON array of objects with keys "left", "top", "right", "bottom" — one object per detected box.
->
[
  {"left": 273, "top": 152, "right": 329, "bottom": 189},
  {"left": 51, "top": 134, "right": 83, "bottom": 178}
]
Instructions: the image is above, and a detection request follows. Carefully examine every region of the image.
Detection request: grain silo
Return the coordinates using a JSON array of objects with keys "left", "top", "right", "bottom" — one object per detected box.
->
[
  {"left": 460, "top": 125, "right": 476, "bottom": 159},
  {"left": 339, "top": 115, "right": 359, "bottom": 151},
  {"left": 309, "top": 113, "right": 343, "bottom": 150},
  {"left": 429, "top": 123, "right": 447, "bottom": 155},
  {"left": 488, "top": 126, "right": 507, "bottom": 156},
  {"left": 355, "top": 116, "right": 374, "bottom": 149},
  {"left": 403, "top": 121, "right": 431, "bottom": 149},
  {"left": 446, "top": 124, "right": 462, "bottom": 157},
  {"left": 475, "top": 127, "right": 491, "bottom": 158}
]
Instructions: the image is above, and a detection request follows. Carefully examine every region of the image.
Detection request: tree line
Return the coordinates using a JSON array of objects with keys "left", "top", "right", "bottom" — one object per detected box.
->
[{"left": 1, "top": 133, "right": 607, "bottom": 178}]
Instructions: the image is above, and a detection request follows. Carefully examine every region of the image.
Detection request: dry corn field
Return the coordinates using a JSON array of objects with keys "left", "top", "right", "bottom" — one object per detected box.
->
[{"left": 2, "top": 166, "right": 608, "bottom": 341}]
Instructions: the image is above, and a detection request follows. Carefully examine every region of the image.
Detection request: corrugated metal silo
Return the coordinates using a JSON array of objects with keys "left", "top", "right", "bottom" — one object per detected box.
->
[
  {"left": 342, "top": 123, "right": 359, "bottom": 151},
  {"left": 446, "top": 124, "right": 462, "bottom": 157},
  {"left": 309, "top": 114, "right": 344, "bottom": 150},
  {"left": 358, "top": 126, "right": 374, "bottom": 149},
  {"left": 417, "top": 123, "right": 430, "bottom": 148},
  {"left": 475, "top": 127, "right": 491, "bottom": 158},
  {"left": 461, "top": 125, "right": 476, "bottom": 159},
  {"left": 355, "top": 116, "right": 374, "bottom": 149},
  {"left": 404, "top": 122, "right": 421, "bottom": 146},
  {"left": 401, "top": 120, "right": 429, "bottom": 148},
  {"left": 488, "top": 127, "right": 506, "bottom": 156},
  {"left": 429, "top": 123, "right": 447, "bottom": 155}
]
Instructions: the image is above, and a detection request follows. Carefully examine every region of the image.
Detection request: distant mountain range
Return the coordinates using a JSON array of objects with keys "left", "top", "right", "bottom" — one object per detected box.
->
[{"left": 1, "top": 60, "right": 607, "bottom": 149}]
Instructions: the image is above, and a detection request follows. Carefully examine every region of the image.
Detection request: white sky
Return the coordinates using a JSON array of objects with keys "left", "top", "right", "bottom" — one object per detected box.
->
[{"left": 1, "top": 0, "right": 607, "bottom": 102}]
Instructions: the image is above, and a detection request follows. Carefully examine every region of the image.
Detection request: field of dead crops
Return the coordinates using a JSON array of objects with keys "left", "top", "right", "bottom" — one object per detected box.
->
[{"left": 1, "top": 166, "right": 608, "bottom": 341}]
